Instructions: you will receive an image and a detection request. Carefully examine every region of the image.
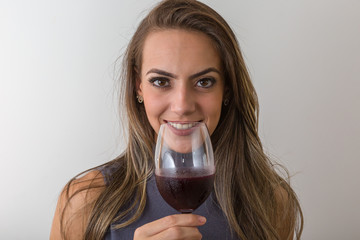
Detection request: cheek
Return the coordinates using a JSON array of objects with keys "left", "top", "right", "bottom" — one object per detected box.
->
[
  {"left": 143, "top": 101, "right": 158, "bottom": 120},
  {"left": 200, "top": 97, "right": 223, "bottom": 133},
  {"left": 143, "top": 95, "right": 166, "bottom": 133}
]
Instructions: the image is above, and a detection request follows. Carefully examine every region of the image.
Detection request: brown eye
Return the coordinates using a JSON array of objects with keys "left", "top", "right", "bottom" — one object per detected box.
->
[
  {"left": 196, "top": 78, "right": 215, "bottom": 88},
  {"left": 149, "top": 78, "right": 170, "bottom": 88}
]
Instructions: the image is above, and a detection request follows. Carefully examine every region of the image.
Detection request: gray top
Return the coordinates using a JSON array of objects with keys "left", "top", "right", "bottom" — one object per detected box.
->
[{"left": 100, "top": 164, "right": 241, "bottom": 240}]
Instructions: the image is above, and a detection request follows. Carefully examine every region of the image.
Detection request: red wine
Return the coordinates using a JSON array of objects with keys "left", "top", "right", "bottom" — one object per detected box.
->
[{"left": 155, "top": 168, "right": 215, "bottom": 213}]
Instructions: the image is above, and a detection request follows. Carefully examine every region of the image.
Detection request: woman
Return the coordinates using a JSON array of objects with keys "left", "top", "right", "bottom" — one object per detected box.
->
[{"left": 50, "top": 0, "right": 303, "bottom": 239}]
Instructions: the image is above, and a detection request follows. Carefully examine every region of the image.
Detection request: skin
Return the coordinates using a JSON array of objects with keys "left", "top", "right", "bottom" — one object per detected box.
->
[
  {"left": 133, "top": 214, "right": 206, "bottom": 240},
  {"left": 137, "top": 29, "right": 224, "bottom": 136}
]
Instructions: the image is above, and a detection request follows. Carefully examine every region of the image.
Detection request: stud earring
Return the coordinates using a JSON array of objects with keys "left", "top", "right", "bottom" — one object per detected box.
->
[
  {"left": 223, "top": 98, "right": 229, "bottom": 106},
  {"left": 137, "top": 95, "right": 143, "bottom": 103}
]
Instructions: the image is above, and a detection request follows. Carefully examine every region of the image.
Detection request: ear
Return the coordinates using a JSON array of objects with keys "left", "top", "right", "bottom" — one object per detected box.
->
[
  {"left": 135, "top": 68, "right": 143, "bottom": 96},
  {"left": 136, "top": 77, "right": 143, "bottom": 96}
]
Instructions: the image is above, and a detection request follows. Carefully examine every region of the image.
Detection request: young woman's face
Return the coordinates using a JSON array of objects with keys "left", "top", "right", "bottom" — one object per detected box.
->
[{"left": 138, "top": 29, "right": 224, "bottom": 136}]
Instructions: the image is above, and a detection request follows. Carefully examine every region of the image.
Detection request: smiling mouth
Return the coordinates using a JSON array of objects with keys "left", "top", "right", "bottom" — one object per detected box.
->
[{"left": 167, "top": 122, "right": 199, "bottom": 130}]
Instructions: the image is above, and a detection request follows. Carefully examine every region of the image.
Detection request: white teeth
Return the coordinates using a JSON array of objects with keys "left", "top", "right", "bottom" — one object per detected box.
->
[{"left": 169, "top": 122, "right": 196, "bottom": 130}]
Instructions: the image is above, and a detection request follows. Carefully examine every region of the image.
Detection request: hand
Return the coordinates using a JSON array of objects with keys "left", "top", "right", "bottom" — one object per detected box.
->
[{"left": 134, "top": 214, "right": 206, "bottom": 240}]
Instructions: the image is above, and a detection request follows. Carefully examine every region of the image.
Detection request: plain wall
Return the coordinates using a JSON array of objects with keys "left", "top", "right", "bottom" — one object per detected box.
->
[{"left": 1, "top": 0, "right": 359, "bottom": 239}]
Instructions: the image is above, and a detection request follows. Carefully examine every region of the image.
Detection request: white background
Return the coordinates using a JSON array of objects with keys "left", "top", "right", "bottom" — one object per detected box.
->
[{"left": 1, "top": 0, "right": 359, "bottom": 239}]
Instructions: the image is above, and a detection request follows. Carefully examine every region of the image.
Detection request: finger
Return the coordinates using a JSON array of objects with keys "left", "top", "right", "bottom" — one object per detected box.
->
[
  {"left": 135, "top": 214, "right": 206, "bottom": 237},
  {"left": 152, "top": 226, "right": 202, "bottom": 240}
]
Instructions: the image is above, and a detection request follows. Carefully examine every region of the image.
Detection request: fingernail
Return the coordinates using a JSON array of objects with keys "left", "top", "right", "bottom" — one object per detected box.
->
[{"left": 198, "top": 216, "right": 206, "bottom": 223}]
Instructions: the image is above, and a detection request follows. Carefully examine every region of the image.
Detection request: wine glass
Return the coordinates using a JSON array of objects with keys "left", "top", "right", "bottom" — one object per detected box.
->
[{"left": 154, "top": 122, "right": 215, "bottom": 214}]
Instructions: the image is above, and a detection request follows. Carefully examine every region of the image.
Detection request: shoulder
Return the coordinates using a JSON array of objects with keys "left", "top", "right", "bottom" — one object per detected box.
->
[
  {"left": 63, "top": 170, "right": 106, "bottom": 210},
  {"left": 70, "top": 169, "right": 105, "bottom": 193},
  {"left": 50, "top": 170, "right": 106, "bottom": 240}
]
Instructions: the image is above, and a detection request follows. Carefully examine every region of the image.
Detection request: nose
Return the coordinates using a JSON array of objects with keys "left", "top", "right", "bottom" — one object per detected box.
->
[{"left": 170, "top": 83, "right": 196, "bottom": 116}]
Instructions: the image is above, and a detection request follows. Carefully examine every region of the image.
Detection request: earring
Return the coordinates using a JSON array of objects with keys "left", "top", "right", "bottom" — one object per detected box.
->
[
  {"left": 137, "top": 95, "right": 143, "bottom": 103},
  {"left": 223, "top": 98, "right": 229, "bottom": 106}
]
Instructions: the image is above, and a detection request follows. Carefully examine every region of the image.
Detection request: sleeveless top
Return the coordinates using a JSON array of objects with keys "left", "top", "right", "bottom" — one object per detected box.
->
[{"left": 99, "top": 164, "right": 241, "bottom": 240}]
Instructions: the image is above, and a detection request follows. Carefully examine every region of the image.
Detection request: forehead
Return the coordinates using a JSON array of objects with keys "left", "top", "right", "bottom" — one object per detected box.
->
[{"left": 141, "top": 29, "right": 221, "bottom": 74}]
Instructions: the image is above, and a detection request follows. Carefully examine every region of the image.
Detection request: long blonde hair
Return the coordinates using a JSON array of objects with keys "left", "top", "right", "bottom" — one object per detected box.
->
[{"left": 61, "top": 0, "right": 303, "bottom": 239}]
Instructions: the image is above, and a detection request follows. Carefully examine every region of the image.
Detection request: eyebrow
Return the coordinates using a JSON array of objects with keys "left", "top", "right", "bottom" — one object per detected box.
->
[{"left": 146, "top": 67, "right": 221, "bottom": 79}]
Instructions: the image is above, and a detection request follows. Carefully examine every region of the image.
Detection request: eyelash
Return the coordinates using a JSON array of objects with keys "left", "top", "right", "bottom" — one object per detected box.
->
[
  {"left": 196, "top": 77, "right": 216, "bottom": 88},
  {"left": 148, "top": 77, "right": 216, "bottom": 89},
  {"left": 149, "top": 77, "right": 170, "bottom": 88}
]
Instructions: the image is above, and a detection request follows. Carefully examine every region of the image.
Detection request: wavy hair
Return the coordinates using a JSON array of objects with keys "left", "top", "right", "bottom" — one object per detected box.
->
[{"left": 61, "top": 0, "right": 303, "bottom": 239}]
